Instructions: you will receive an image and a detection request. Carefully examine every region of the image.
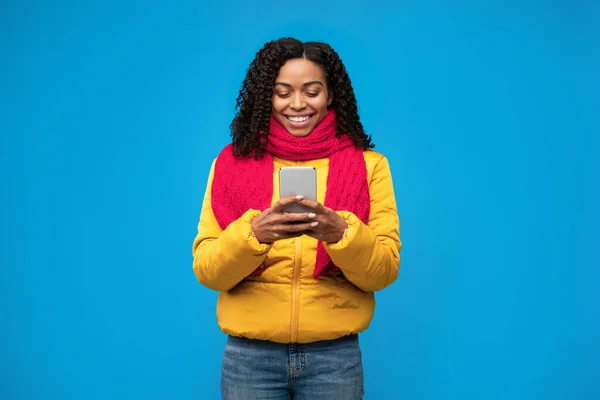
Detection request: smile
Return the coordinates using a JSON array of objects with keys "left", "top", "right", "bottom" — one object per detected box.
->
[{"left": 285, "top": 115, "right": 314, "bottom": 123}]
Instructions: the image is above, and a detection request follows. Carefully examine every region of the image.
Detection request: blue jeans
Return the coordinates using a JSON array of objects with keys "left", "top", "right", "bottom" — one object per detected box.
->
[{"left": 221, "top": 334, "right": 364, "bottom": 399}]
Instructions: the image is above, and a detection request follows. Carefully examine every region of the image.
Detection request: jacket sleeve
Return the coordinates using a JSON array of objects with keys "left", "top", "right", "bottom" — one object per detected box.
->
[
  {"left": 323, "top": 156, "right": 401, "bottom": 292},
  {"left": 191, "top": 160, "right": 273, "bottom": 292}
]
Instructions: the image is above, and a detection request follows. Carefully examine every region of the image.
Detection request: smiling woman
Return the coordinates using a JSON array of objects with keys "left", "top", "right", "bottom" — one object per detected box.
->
[{"left": 191, "top": 37, "right": 402, "bottom": 400}]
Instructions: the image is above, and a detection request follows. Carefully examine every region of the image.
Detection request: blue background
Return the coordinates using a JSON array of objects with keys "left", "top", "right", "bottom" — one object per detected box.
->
[{"left": 1, "top": 1, "right": 599, "bottom": 399}]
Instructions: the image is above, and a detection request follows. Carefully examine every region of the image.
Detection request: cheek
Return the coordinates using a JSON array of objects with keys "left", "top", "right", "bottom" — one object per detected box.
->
[
  {"left": 311, "top": 97, "right": 329, "bottom": 112},
  {"left": 271, "top": 96, "right": 283, "bottom": 113}
]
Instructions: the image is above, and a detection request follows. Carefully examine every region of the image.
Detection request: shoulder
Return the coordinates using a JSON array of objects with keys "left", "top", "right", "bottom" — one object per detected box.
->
[
  {"left": 362, "top": 149, "right": 393, "bottom": 183},
  {"left": 362, "top": 149, "right": 387, "bottom": 169}
]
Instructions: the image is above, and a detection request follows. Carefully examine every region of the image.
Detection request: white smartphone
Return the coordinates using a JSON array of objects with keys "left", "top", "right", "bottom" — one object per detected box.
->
[{"left": 278, "top": 166, "right": 317, "bottom": 213}]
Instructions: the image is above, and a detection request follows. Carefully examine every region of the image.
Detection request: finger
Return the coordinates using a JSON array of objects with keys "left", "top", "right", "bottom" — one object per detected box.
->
[
  {"left": 301, "top": 230, "right": 321, "bottom": 240},
  {"left": 280, "top": 211, "right": 317, "bottom": 224},
  {"left": 278, "top": 220, "right": 319, "bottom": 233},
  {"left": 271, "top": 195, "right": 304, "bottom": 213},
  {"left": 265, "top": 228, "right": 303, "bottom": 242},
  {"left": 297, "top": 199, "right": 324, "bottom": 213}
]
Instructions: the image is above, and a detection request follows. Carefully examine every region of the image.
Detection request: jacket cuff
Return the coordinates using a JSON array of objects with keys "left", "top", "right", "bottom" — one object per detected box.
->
[
  {"left": 324, "top": 211, "right": 362, "bottom": 251},
  {"left": 224, "top": 209, "right": 273, "bottom": 257}
]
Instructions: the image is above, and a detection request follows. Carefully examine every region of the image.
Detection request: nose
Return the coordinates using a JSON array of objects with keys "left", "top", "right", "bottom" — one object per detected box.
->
[{"left": 289, "top": 93, "right": 306, "bottom": 110}]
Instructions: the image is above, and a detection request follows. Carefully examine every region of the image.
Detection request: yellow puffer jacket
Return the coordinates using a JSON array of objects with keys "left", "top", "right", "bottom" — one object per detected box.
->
[{"left": 192, "top": 149, "right": 401, "bottom": 344}]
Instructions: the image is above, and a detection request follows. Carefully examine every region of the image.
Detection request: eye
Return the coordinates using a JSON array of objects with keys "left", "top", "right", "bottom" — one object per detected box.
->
[
  {"left": 305, "top": 92, "right": 320, "bottom": 98},
  {"left": 276, "top": 93, "right": 291, "bottom": 98}
]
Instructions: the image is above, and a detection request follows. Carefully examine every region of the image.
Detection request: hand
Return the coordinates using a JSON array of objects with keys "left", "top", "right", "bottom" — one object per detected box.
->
[
  {"left": 295, "top": 199, "right": 348, "bottom": 243},
  {"left": 251, "top": 195, "right": 318, "bottom": 243}
]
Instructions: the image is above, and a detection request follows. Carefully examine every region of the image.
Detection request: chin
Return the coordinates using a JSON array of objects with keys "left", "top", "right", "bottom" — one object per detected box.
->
[
  {"left": 288, "top": 130, "right": 312, "bottom": 137},
  {"left": 285, "top": 123, "right": 315, "bottom": 137}
]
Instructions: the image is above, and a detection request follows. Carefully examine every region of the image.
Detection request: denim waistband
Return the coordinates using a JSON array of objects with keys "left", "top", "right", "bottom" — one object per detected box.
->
[{"left": 227, "top": 333, "right": 358, "bottom": 348}]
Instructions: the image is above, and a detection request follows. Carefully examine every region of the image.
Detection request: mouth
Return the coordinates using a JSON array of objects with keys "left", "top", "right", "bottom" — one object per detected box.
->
[{"left": 284, "top": 114, "right": 315, "bottom": 127}]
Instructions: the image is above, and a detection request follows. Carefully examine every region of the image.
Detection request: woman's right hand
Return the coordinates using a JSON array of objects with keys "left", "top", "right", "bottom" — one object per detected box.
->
[{"left": 250, "top": 195, "right": 318, "bottom": 243}]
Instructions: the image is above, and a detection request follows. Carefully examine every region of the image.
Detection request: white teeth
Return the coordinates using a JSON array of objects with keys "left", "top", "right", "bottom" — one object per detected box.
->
[{"left": 287, "top": 115, "right": 311, "bottom": 123}]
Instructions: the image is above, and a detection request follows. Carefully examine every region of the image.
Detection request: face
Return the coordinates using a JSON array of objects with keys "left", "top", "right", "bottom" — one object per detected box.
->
[{"left": 272, "top": 58, "right": 333, "bottom": 137}]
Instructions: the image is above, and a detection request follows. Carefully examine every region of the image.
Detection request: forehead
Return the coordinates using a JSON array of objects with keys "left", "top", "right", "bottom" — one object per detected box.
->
[{"left": 275, "top": 59, "right": 326, "bottom": 83}]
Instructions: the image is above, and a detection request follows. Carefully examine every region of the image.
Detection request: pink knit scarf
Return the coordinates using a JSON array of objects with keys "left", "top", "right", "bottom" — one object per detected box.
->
[{"left": 211, "top": 110, "right": 370, "bottom": 278}]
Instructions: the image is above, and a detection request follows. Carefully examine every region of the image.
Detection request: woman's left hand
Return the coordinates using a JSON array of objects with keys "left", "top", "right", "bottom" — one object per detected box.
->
[{"left": 296, "top": 199, "right": 348, "bottom": 243}]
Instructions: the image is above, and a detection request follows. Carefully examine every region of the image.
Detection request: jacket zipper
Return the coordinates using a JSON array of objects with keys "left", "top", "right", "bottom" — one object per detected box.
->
[{"left": 290, "top": 236, "right": 301, "bottom": 342}]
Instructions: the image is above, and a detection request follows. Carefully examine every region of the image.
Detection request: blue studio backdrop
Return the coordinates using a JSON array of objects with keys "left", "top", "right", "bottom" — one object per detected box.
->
[{"left": 1, "top": 1, "right": 598, "bottom": 399}]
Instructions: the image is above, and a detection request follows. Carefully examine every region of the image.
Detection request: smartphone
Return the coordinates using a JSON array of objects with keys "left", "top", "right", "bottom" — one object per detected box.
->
[{"left": 278, "top": 166, "right": 317, "bottom": 213}]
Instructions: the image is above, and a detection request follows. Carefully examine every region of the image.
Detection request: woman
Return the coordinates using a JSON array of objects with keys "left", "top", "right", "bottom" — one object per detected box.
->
[{"left": 192, "top": 37, "right": 401, "bottom": 399}]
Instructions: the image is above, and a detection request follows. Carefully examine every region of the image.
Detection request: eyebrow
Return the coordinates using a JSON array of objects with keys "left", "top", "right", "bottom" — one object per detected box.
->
[{"left": 274, "top": 81, "right": 324, "bottom": 88}]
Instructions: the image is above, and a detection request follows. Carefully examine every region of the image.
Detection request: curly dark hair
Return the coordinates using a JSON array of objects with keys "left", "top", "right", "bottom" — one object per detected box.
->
[{"left": 230, "top": 37, "right": 374, "bottom": 158}]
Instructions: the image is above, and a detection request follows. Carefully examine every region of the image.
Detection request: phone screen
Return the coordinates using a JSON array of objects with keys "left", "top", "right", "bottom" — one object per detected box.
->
[{"left": 278, "top": 166, "right": 317, "bottom": 213}]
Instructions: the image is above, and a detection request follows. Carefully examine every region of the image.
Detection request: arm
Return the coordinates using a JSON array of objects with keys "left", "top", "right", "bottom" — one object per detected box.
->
[
  {"left": 324, "top": 156, "right": 401, "bottom": 292},
  {"left": 191, "top": 161, "right": 272, "bottom": 292}
]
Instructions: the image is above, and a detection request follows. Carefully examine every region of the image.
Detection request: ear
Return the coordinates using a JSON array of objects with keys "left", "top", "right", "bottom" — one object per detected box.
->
[{"left": 327, "top": 92, "right": 333, "bottom": 107}]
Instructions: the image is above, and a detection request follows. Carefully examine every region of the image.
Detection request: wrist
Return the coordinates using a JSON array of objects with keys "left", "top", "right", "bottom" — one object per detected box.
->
[
  {"left": 328, "top": 219, "right": 349, "bottom": 244},
  {"left": 250, "top": 219, "right": 272, "bottom": 244}
]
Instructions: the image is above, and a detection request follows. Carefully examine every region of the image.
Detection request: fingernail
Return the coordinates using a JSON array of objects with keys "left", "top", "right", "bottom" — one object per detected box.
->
[
  {"left": 308, "top": 213, "right": 316, "bottom": 218},
  {"left": 296, "top": 195, "right": 304, "bottom": 200},
  {"left": 311, "top": 221, "right": 319, "bottom": 227}
]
